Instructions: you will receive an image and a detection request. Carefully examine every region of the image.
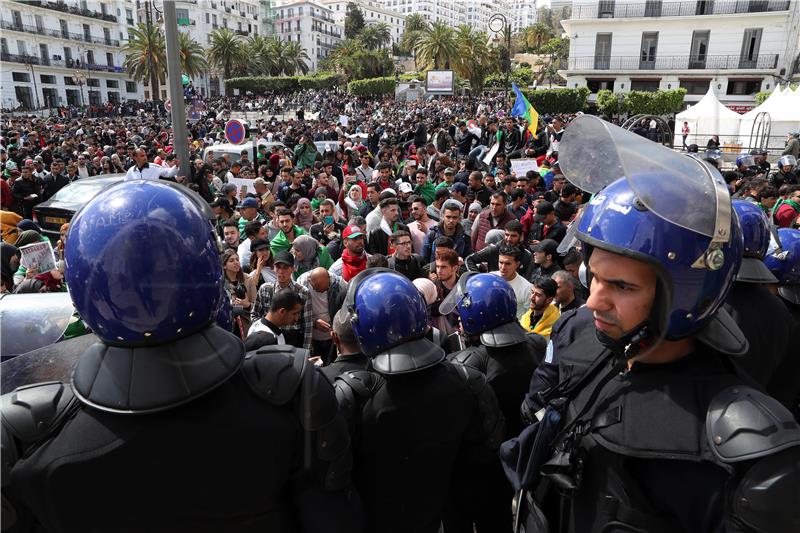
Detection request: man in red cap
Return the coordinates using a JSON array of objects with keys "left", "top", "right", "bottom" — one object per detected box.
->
[{"left": 330, "top": 225, "right": 371, "bottom": 281}]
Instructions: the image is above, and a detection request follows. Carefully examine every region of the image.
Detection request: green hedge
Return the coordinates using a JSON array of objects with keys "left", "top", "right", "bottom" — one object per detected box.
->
[
  {"left": 622, "top": 88, "right": 686, "bottom": 115},
  {"left": 226, "top": 73, "right": 344, "bottom": 93},
  {"left": 348, "top": 77, "right": 395, "bottom": 96},
  {"left": 514, "top": 87, "right": 590, "bottom": 114}
]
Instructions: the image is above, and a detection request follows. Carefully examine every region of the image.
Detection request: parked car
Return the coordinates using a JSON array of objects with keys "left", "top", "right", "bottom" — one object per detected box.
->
[
  {"left": 205, "top": 141, "right": 290, "bottom": 164},
  {"left": 33, "top": 174, "right": 125, "bottom": 240}
]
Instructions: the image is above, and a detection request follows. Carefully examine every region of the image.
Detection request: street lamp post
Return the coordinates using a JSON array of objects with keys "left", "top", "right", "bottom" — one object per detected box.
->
[
  {"left": 74, "top": 69, "right": 86, "bottom": 109},
  {"left": 488, "top": 14, "right": 511, "bottom": 101}
]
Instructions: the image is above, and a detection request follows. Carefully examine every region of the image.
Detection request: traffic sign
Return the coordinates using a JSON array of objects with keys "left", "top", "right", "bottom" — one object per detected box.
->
[{"left": 225, "top": 119, "right": 247, "bottom": 145}]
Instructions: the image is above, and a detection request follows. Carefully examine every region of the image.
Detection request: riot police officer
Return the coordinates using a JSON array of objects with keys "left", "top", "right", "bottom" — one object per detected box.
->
[
  {"left": 504, "top": 116, "right": 800, "bottom": 532},
  {"left": 333, "top": 269, "right": 504, "bottom": 533},
  {"left": 769, "top": 154, "right": 797, "bottom": 188},
  {"left": 1, "top": 181, "right": 361, "bottom": 532},
  {"left": 724, "top": 200, "right": 793, "bottom": 391},
  {"left": 764, "top": 227, "right": 800, "bottom": 415},
  {"left": 441, "top": 272, "right": 545, "bottom": 532}
]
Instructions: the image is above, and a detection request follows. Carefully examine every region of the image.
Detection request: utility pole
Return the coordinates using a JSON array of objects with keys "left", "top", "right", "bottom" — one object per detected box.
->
[
  {"left": 163, "top": 0, "right": 190, "bottom": 179},
  {"left": 144, "top": 1, "right": 160, "bottom": 103}
]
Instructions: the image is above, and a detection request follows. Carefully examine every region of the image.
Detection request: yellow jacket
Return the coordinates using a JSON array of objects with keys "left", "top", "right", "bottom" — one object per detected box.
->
[{"left": 520, "top": 303, "right": 561, "bottom": 338}]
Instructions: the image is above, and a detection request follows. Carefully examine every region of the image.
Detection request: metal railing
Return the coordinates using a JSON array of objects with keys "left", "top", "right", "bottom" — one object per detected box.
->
[
  {"left": 571, "top": 0, "right": 791, "bottom": 19},
  {"left": 569, "top": 53, "right": 779, "bottom": 70},
  {"left": 13, "top": 0, "right": 118, "bottom": 23},
  {"left": 1, "top": 52, "right": 125, "bottom": 73},
  {"left": 0, "top": 19, "right": 120, "bottom": 46}
]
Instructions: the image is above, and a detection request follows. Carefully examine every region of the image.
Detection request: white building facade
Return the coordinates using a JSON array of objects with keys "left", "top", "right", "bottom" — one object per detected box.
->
[
  {"left": 375, "top": 0, "right": 465, "bottom": 27},
  {"left": 273, "top": 1, "right": 343, "bottom": 72},
  {"left": 0, "top": 0, "right": 144, "bottom": 110},
  {"left": 510, "top": 0, "right": 538, "bottom": 34},
  {"left": 323, "top": 0, "right": 405, "bottom": 45},
  {"left": 561, "top": 0, "right": 800, "bottom": 110}
]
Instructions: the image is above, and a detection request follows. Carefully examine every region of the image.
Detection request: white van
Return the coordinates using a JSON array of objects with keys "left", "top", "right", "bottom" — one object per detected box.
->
[{"left": 205, "top": 140, "right": 290, "bottom": 164}]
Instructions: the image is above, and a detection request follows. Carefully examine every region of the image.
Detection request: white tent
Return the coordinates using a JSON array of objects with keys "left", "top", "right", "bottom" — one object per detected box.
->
[
  {"left": 674, "top": 87, "right": 742, "bottom": 148},
  {"left": 737, "top": 84, "right": 800, "bottom": 153}
]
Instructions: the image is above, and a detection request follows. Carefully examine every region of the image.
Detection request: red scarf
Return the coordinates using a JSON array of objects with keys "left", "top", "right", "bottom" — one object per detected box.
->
[{"left": 341, "top": 249, "right": 366, "bottom": 281}]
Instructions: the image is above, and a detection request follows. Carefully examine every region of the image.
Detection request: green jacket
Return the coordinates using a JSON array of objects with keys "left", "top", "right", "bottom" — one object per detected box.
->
[
  {"left": 238, "top": 214, "right": 267, "bottom": 241},
  {"left": 270, "top": 226, "right": 307, "bottom": 257},
  {"left": 293, "top": 143, "right": 319, "bottom": 170},
  {"left": 415, "top": 181, "right": 436, "bottom": 205}
]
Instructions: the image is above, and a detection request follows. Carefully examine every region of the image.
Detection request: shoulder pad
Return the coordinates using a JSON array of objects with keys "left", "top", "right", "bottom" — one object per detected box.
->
[
  {"left": 2, "top": 382, "right": 77, "bottom": 480},
  {"left": 731, "top": 446, "right": 800, "bottom": 532},
  {"left": 707, "top": 386, "right": 800, "bottom": 463},
  {"left": 242, "top": 345, "right": 308, "bottom": 406},
  {"left": 335, "top": 370, "right": 382, "bottom": 402},
  {"left": 448, "top": 346, "right": 487, "bottom": 370},
  {"left": 296, "top": 363, "right": 339, "bottom": 432},
  {"left": 451, "top": 361, "right": 489, "bottom": 395}
]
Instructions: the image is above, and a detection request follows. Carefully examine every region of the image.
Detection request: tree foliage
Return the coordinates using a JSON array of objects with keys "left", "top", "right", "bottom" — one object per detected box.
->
[
  {"left": 595, "top": 89, "right": 620, "bottom": 117},
  {"left": 452, "top": 25, "right": 493, "bottom": 92},
  {"left": 515, "top": 87, "right": 590, "bottom": 114},
  {"left": 207, "top": 28, "right": 247, "bottom": 94},
  {"left": 344, "top": 3, "right": 366, "bottom": 39},
  {"left": 347, "top": 77, "right": 396, "bottom": 96},
  {"left": 360, "top": 22, "right": 392, "bottom": 50},
  {"left": 226, "top": 73, "right": 344, "bottom": 93},
  {"left": 622, "top": 89, "right": 687, "bottom": 115},
  {"left": 177, "top": 31, "right": 207, "bottom": 79},
  {"left": 323, "top": 39, "right": 393, "bottom": 80},
  {"left": 399, "top": 13, "right": 428, "bottom": 64},
  {"left": 122, "top": 23, "right": 166, "bottom": 100},
  {"left": 414, "top": 21, "right": 458, "bottom": 70}
]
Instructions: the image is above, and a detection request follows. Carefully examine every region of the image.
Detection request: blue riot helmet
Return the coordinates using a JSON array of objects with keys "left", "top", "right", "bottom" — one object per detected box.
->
[
  {"left": 559, "top": 115, "right": 744, "bottom": 351},
  {"left": 731, "top": 200, "right": 778, "bottom": 283},
  {"left": 764, "top": 228, "right": 800, "bottom": 304},
  {"left": 66, "top": 180, "right": 222, "bottom": 345},
  {"left": 215, "top": 284, "right": 234, "bottom": 332},
  {"left": 777, "top": 155, "right": 796, "bottom": 171},
  {"left": 345, "top": 268, "right": 445, "bottom": 374},
  {"left": 65, "top": 180, "right": 243, "bottom": 414},
  {"left": 736, "top": 153, "right": 756, "bottom": 169},
  {"left": 438, "top": 272, "right": 528, "bottom": 347}
]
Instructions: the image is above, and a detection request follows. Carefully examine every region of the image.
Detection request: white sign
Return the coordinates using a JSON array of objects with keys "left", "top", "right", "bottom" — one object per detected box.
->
[
  {"left": 510, "top": 158, "right": 539, "bottom": 177},
  {"left": 19, "top": 241, "right": 57, "bottom": 273},
  {"left": 229, "top": 176, "right": 256, "bottom": 197},
  {"left": 426, "top": 70, "right": 455, "bottom": 95},
  {"left": 482, "top": 143, "right": 500, "bottom": 166},
  {"left": 339, "top": 115, "right": 349, "bottom": 127}
]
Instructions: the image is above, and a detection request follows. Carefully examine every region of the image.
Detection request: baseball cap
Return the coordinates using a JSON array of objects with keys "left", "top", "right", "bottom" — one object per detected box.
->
[
  {"left": 398, "top": 182, "right": 413, "bottom": 194},
  {"left": 274, "top": 250, "right": 295, "bottom": 266},
  {"left": 449, "top": 182, "right": 468, "bottom": 195},
  {"left": 250, "top": 238, "right": 270, "bottom": 252},
  {"left": 533, "top": 201, "right": 554, "bottom": 221},
  {"left": 379, "top": 188, "right": 397, "bottom": 200},
  {"left": 532, "top": 239, "right": 559, "bottom": 256},
  {"left": 444, "top": 167, "right": 454, "bottom": 175},
  {"left": 342, "top": 225, "right": 364, "bottom": 239},
  {"left": 238, "top": 197, "right": 258, "bottom": 209},
  {"left": 405, "top": 159, "right": 417, "bottom": 167}
]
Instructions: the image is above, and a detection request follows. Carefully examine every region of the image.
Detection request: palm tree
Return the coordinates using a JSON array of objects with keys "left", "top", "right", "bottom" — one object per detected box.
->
[
  {"left": 122, "top": 23, "right": 166, "bottom": 101},
  {"left": 359, "top": 22, "right": 391, "bottom": 50},
  {"left": 453, "top": 25, "right": 491, "bottom": 92},
  {"left": 207, "top": 28, "right": 246, "bottom": 95},
  {"left": 281, "top": 41, "right": 310, "bottom": 75},
  {"left": 177, "top": 31, "right": 207, "bottom": 79},
  {"left": 400, "top": 13, "right": 428, "bottom": 68},
  {"left": 518, "top": 23, "right": 554, "bottom": 53},
  {"left": 243, "top": 34, "right": 274, "bottom": 76},
  {"left": 414, "top": 21, "right": 457, "bottom": 70}
]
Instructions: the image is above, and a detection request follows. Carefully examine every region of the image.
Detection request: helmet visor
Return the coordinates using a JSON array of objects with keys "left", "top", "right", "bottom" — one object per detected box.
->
[
  {"left": 560, "top": 115, "right": 731, "bottom": 242},
  {"left": 779, "top": 155, "right": 797, "bottom": 168},
  {"left": 437, "top": 271, "right": 477, "bottom": 316},
  {"left": 1, "top": 292, "right": 75, "bottom": 358}
]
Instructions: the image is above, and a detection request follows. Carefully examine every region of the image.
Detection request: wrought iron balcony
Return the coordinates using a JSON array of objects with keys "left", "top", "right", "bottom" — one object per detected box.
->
[
  {"left": 13, "top": 0, "right": 118, "bottom": 23},
  {"left": 1, "top": 52, "right": 125, "bottom": 72},
  {"left": 0, "top": 19, "right": 120, "bottom": 46},
  {"left": 569, "top": 54, "right": 779, "bottom": 70},
  {"left": 570, "top": 0, "right": 791, "bottom": 19}
]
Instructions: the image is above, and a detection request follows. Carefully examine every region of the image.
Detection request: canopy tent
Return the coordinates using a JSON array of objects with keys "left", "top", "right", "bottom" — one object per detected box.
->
[
  {"left": 737, "top": 85, "right": 800, "bottom": 153},
  {"left": 674, "top": 87, "right": 742, "bottom": 149}
]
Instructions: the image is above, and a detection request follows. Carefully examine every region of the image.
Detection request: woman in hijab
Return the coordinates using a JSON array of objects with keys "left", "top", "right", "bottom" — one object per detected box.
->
[
  {"left": 291, "top": 234, "right": 333, "bottom": 279},
  {"left": 1, "top": 243, "right": 19, "bottom": 293},
  {"left": 293, "top": 197, "right": 317, "bottom": 231},
  {"left": 12, "top": 229, "right": 48, "bottom": 286},
  {"left": 343, "top": 184, "right": 364, "bottom": 220}
]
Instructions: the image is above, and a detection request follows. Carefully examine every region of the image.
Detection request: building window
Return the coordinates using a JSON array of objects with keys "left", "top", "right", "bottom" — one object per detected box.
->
[
  {"left": 587, "top": 79, "right": 615, "bottom": 92},
  {"left": 739, "top": 28, "right": 763, "bottom": 68},
  {"left": 689, "top": 30, "right": 710, "bottom": 69},
  {"left": 87, "top": 78, "right": 100, "bottom": 87},
  {"left": 206, "top": 13, "right": 210, "bottom": 23},
  {"left": 679, "top": 79, "right": 711, "bottom": 94},
  {"left": 106, "top": 79, "right": 119, "bottom": 88},
  {"left": 640, "top": 32, "right": 658, "bottom": 69},
  {"left": 40, "top": 74, "right": 57, "bottom": 84},
  {"left": 65, "top": 76, "right": 76, "bottom": 85},
  {"left": 727, "top": 79, "right": 762, "bottom": 95},
  {"left": 630, "top": 79, "right": 660, "bottom": 91},
  {"left": 126, "top": 81, "right": 137, "bottom": 92},
  {"left": 11, "top": 72, "right": 30, "bottom": 82},
  {"left": 594, "top": 33, "right": 612, "bottom": 69}
]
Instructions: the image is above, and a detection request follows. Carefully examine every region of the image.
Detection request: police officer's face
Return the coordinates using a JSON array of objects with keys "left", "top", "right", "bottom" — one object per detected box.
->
[{"left": 586, "top": 248, "right": 657, "bottom": 340}]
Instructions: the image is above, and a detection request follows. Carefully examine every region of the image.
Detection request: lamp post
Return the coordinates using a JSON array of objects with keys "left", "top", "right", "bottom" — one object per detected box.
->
[
  {"left": 488, "top": 14, "right": 511, "bottom": 100},
  {"left": 73, "top": 69, "right": 86, "bottom": 109}
]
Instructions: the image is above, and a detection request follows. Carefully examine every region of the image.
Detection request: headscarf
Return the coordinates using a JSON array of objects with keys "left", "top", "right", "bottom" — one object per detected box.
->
[
  {"left": 413, "top": 277, "right": 438, "bottom": 306},
  {"left": 345, "top": 184, "right": 364, "bottom": 213},
  {"left": 16, "top": 219, "right": 41, "bottom": 234},
  {"left": 14, "top": 229, "right": 42, "bottom": 248},
  {"left": 1, "top": 243, "right": 19, "bottom": 290},
  {"left": 293, "top": 197, "right": 315, "bottom": 231},
  {"left": 291, "top": 234, "right": 320, "bottom": 271}
]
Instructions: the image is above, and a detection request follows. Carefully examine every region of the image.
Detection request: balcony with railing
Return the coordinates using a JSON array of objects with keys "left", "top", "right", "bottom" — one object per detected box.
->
[
  {"left": 12, "top": 0, "right": 118, "bottom": 23},
  {"left": 569, "top": 53, "right": 779, "bottom": 70},
  {"left": 570, "top": 0, "right": 791, "bottom": 19},
  {"left": 1, "top": 52, "right": 125, "bottom": 72},
  {"left": 0, "top": 19, "right": 120, "bottom": 46}
]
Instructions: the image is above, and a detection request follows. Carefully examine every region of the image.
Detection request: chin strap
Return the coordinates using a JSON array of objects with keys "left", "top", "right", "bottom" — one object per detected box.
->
[{"left": 595, "top": 321, "right": 659, "bottom": 361}]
